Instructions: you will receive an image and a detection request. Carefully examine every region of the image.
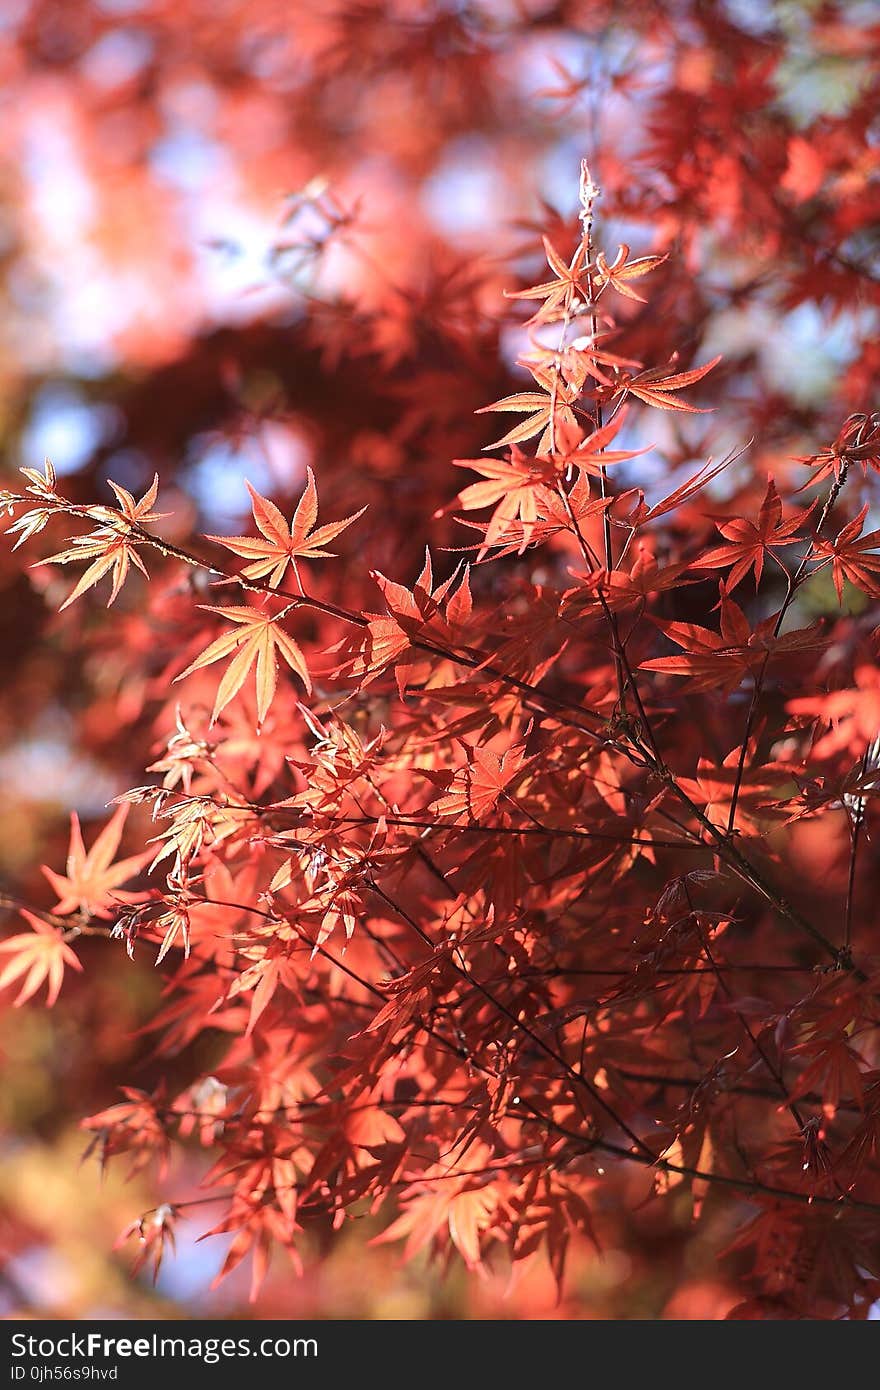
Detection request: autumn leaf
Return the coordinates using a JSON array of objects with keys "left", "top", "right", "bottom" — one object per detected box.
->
[
  {"left": 476, "top": 363, "right": 580, "bottom": 451},
  {"left": 696, "top": 478, "right": 811, "bottom": 591},
  {"left": 812, "top": 504, "right": 880, "bottom": 601},
  {"left": 430, "top": 740, "right": 534, "bottom": 821},
  {"left": 42, "top": 803, "right": 152, "bottom": 918},
  {"left": 0, "top": 911, "right": 82, "bottom": 1006},
  {"left": 797, "top": 413, "right": 880, "bottom": 487},
  {"left": 441, "top": 448, "right": 557, "bottom": 555},
  {"left": 506, "top": 235, "right": 590, "bottom": 318},
  {"left": 621, "top": 355, "right": 721, "bottom": 413},
  {"left": 344, "top": 1099, "right": 406, "bottom": 1152},
  {"left": 545, "top": 407, "right": 650, "bottom": 477},
  {"left": 475, "top": 388, "right": 554, "bottom": 450},
  {"left": 787, "top": 664, "right": 880, "bottom": 759},
  {"left": 175, "top": 604, "right": 311, "bottom": 724},
  {"left": 446, "top": 1186, "right": 499, "bottom": 1269},
  {"left": 81, "top": 1087, "right": 171, "bottom": 1178},
  {"left": 640, "top": 588, "right": 824, "bottom": 692},
  {"left": 208, "top": 469, "right": 365, "bottom": 589},
  {"left": 4, "top": 460, "right": 59, "bottom": 548},
  {"left": 563, "top": 545, "right": 693, "bottom": 618},
  {"left": 40, "top": 475, "right": 162, "bottom": 610},
  {"left": 117, "top": 1205, "right": 178, "bottom": 1285},
  {"left": 594, "top": 244, "right": 668, "bottom": 302},
  {"left": 789, "top": 1032, "right": 867, "bottom": 1120},
  {"left": 639, "top": 594, "right": 757, "bottom": 692},
  {"left": 373, "top": 1144, "right": 503, "bottom": 1270}
]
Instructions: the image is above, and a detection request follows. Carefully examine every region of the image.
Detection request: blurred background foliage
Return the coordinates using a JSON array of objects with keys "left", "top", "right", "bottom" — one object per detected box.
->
[{"left": 0, "top": 0, "right": 878, "bottom": 1317}]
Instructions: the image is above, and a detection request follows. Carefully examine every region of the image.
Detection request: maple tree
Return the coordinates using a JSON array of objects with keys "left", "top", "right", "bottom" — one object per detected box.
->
[{"left": 1, "top": 0, "right": 880, "bottom": 1323}]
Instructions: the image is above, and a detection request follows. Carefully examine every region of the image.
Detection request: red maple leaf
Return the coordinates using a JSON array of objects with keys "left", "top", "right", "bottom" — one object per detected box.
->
[
  {"left": 813, "top": 504, "right": 880, "bottom": 601},
  {"left": 619, "top": 355, "right": 721, "bottom": 413},
  {"left": 429, "top": 739, "right": 534, "bottom": 821},
  {"left": 640, "top": 588, "right": 823, "bottom": 692},
  {"left": 175, "top": 604, "right": 311, "bottom": 725},
  {"left": 42, "top": 804, "right": 152, "bottom": 918},
  {"left": 0, "top": 912, "right": 82, "bottom": 1007},
  {"left": 696, "top": 478, "right": 811, "bottom": 590},
  {"left": 208, "top": 469, "right": 365, "bottom": 589}
]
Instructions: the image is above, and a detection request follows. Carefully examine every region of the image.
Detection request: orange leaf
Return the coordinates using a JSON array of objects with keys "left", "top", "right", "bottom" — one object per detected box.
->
[
  {"left": 208, "top": 469, "right": 365, "bottom": 589},
  {"left": 175, "top": 605, "right": 311, "bottom": 725},
  {"left": 0, "top": 912, "right": 82, "bottom": 1007},
  {"left": 42, "top": 804, "right": 152, "bottom": 919}
]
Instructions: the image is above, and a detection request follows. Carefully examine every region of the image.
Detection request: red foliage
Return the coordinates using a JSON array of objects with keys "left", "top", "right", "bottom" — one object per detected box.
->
[{"left": 2, "top": 0, "right": 880, "bottom": 1321}]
